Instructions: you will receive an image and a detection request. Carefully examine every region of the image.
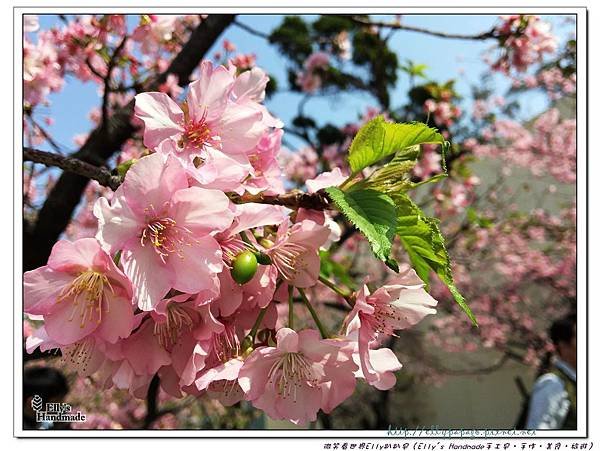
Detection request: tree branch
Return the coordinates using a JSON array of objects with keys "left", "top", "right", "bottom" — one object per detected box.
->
[
  {"left": 24, "top": 15, "right": 235, "bottom": 271},
  {"left": 24, "top": 147, "right": 122, "bottom": 191},
  {"left": 102, "top": 36, "right": 128, "bottom": 126},
  {"left": 23, "top": 147, "right": 334, "bottom": 211},
  {"left": 230, "top": 190, "right": 332, "bottom": 210},
  {"left": 143, "top": 373, "right": 160, "bottom": 429},
  {"left": 347, "top": 16, "right": 498, "bottom": 41}
]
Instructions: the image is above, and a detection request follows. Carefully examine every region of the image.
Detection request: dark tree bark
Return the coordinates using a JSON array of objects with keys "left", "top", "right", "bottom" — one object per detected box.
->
[{"left": 23, "top": 14, "right": 235, "bottom": 271}]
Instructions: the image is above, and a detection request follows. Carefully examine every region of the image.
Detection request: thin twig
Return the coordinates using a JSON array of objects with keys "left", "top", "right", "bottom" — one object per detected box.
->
[
  {"left": 233, "top": 19, "right": 270, "bottom": 39},
  {"left": 26, "top": 115, "right": 68, "bottom": 154},
  {"left": 297, "top": 288, "right": 330, "bottom": 338},
  {"left": 347, "top": 16, "right": 498, "bottom": 41}
]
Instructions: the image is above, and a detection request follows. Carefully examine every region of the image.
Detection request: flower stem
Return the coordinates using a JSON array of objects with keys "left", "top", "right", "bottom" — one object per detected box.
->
[
  {"left": 338, "top": 171, "right": 358, "bottom": 190},
  {"left": 318, "top": 275, "right": 352, "bottom": 301},
  {"left": 288, "top": 285, "right": 295, "bottom": 329},
  {"left": 239, "top": 230, "right": 255, "bottom": 247},
  {"left": 297, "top": 288, "right": 329, "bottom": 339},
  {"left": 248, "top": 307, "right": 268, "bottom": 343}
]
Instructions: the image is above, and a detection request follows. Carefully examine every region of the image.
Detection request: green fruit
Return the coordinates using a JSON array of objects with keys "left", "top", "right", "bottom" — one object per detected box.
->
[{"left": 231, "top": 251, "right": 258, "bottom": 285}]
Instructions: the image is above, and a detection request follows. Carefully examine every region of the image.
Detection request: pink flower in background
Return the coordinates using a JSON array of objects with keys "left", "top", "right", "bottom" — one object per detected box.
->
[
  {"left": 131, "top": 15, "right": 178, "bottom": 53},
  {"left": 492, "top": 16, "right": 557, "bottom": 73},
  {"left": 23, "top": 32, "right": 64, "bottom": 107},
  {"left": 281, "top": 146, "right": 319, "bottom": 184},
  {"left": 423, "top": 99, "right": 437, "bottom": 114},
  {"left": 413, "top": 146, "right": 442, "bottom": 178},
  {"left": 296, "top": 51, "right": 331, "bottom": 93},
  {"left": 24, "top": 238, "right": 134, "bottom": 346},
  {"left": 304, "top": 52, "right": 330, "bottom": 71},
  {"left": 230, "top": 53, "right": 257, "bottom": 70},
  {"left": 222, "top": 39, "right": 236, "bottom": 53},
  {"left": 239, "top": 328, "right": 357, "bottom": 425},
  {"left": 296, "top": 72, "right": 322, "bottom": 93},
  {"left": 158, "top": 74, "right": 183, "bottom": 99},
  {"left": 94, "top": 152, "right": 234, "bottom": 310},
  {"left": 24, "top": 15, "right": 40, "bottom": 33}
]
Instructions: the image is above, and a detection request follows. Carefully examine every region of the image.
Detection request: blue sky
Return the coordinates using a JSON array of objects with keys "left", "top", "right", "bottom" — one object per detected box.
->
[{"left": 32, "top": 14, "right": 575, "bottom": 154}]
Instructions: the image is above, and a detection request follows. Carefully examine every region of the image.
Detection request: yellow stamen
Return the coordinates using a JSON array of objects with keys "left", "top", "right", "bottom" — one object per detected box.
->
[
  {"left": 58, "top": 270, "right": 113, "bottom": 328},
  {"left": 153, "top": 303, "right": 194, "bottom": 348},
  {"left": 267, "top": 352, "right": 320, "bottom": 402}
]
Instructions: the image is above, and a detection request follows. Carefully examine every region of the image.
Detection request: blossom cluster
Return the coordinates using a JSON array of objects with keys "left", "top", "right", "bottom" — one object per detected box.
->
[
  {"left": 24, "top": 60, "right": 438, "bottom": 425},
  {"left": 23, "top": 15, "right": 204, "bottom": 149},
  {"left": 296, "top": 52, "right": 331, "bottom": 93},
  {"left": 490, "top": 15, "right": 557, "bottom": 74},
  {"left": 474, "top": 108, "right": 575, "bottom": 184},
  {"left": 423, "top": 99, "right": 461, "bottom": 129}
]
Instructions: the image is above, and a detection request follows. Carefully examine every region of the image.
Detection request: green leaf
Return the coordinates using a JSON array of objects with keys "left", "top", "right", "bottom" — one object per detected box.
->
[
  {"left": 96, "top": 47, "right": 111, "bottom": 64},
  {"left": 348, "top": 116, "right": 445, "bottom": 174},
  {"left": 466, "top": 207, "right": 494, "bottom": 228},
  {"left": 325, "top": 186, "right": 398, "bottom": 267},
  {"left": 400, "top": 61, "right": 428, "bottom": 78},
  {"left": 395, "top": 193, "right": 477, "bottom": 326},
  {"left": 359, "top": 145, "right": 420, "bottom": 195},
  {"left": 116, "top": 158, "right": 137, "bottom": 178}
]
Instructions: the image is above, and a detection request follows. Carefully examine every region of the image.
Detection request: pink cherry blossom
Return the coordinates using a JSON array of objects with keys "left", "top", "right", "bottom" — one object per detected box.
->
[
  {"left": 238, "top": 328, "right": 357, "bottom": 425},
  {"left": 24, "top": 238, "right": 134, "bottom": 346},
  {"left": 344, "top": 266, "right": 437, "bottom": 385},
  {"left": 261, "top": 219, "right": 330, "bottom": 288},
  {"left": 94, "top": 152, "right": 234, "bottom": 310},
  {"left": 134, "top": 61, "right": 273, "bottom": 184},
  {"left": 491, "top": 16, "right": 557, "bottom": 74},
  {"left": 24, "top": 15, "right": 40, "bottom": 33}
]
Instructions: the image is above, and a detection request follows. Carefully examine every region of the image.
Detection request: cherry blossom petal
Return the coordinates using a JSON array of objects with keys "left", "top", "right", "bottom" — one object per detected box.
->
[
  {"left": 94, "top": 190, "right": 142, "bottom": 253},
  {"left": 44, "top": 299, "right": 99, "bottom": 345},
  {"left": 47, "top": 238, "right": 100, "bottom": 272},
  {"left": 122, "top": 153, "right": 189, "bottom": 216},
  {"left": 24, "top": 267, "right": 73, "bottom": 315},
  {"left": 134, "top": 92, "right": 184, "bottom": 148},
  {"left": 122, "top": 242, "right": 175, "bottom": 311},
  {"left": 170, "top": 236, "right": 223, "bottom": 295},
  {"left": 215, "top": 103, "right": 264, "bottom": 154},
  {"left": 170, "top": 186, "right": 234, "bottom": 235},
  {"left": 95, "top": 296, "right": 135, "bottom": 344}
]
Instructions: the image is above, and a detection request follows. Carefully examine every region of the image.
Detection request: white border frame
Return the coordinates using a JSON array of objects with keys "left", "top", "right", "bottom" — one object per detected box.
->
[{"left": 12, "top": 5, "right": 588, "bottom": 439}]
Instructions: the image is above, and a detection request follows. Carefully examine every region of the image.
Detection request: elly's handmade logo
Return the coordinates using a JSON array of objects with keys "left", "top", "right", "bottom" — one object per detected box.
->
[{"left": 31, "top": 395, "right": 86, "bottom": 424}]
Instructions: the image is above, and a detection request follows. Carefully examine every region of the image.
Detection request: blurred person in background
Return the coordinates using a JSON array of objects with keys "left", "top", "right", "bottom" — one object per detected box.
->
[{"left": 525, "top": 313, "right": 577, "bottom": 430}]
